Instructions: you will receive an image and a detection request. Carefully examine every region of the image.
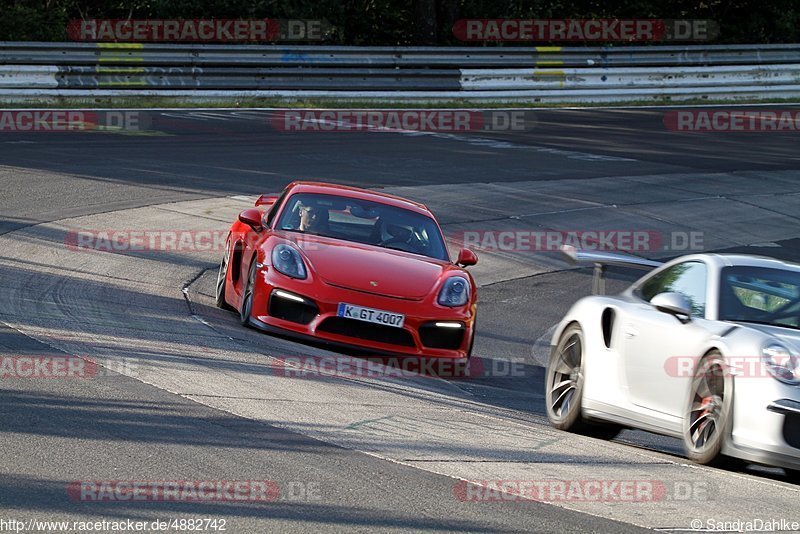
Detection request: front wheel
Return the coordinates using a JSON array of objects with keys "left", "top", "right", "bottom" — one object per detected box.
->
[
  {"left": 239, "top": 261, "right": 257, "bottom": 327},
  {"left": 545, "top": 324, "right": 586, "bottom": 431},
  {"left": 545, "top": 324, "right": 621, "bottom": 439},
  {"left": 682, "top": 351, "right": 733, "bottom": 465}
]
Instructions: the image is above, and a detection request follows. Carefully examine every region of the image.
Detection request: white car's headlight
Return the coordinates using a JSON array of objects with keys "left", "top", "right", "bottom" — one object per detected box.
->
[
  {"left": 438, "top": 276, "right": 470, "bottom": 307},
  {"left": 272, "top": 244, "right": 307, "bottom": 280},
  {"left": 762, "top": 342, "right": 800, "bottom": 385}
]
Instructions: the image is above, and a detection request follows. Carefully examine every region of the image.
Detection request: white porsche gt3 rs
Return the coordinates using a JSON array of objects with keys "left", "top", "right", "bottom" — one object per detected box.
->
[{"left": 546, "top": 247, "right": 800, "bottom": 474}]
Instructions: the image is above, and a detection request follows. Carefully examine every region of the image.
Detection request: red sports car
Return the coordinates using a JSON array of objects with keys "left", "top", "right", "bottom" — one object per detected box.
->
[{"left": 215, "top": 181, "right": 478, "bottom": 361}]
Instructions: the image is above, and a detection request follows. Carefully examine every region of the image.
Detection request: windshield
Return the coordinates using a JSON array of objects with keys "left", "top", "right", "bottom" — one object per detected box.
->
[
  {"left": 719, "top": 266, "right": 800, "bottom": 328},
  {"left": 275, "top": 192, "right": 449, "bottom": 261}
]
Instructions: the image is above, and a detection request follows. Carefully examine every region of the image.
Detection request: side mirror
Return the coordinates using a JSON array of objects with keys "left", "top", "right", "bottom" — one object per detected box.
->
[
  {"left": 238, "top": 208, "right": 263, "bottom": 232},
  {"left": 651, "top": 292, "right": 692, "bottom": 321},
  {"left": 456, "top": 248, "right": 478, "bottom": 267},
  {"left": 255, "top": 194, "right": 279, "bottom": 208}
]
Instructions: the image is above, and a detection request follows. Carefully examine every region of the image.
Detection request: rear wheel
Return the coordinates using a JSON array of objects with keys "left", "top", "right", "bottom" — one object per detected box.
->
[
  {"left": 239, "top": 261, "right": 257, "bottom": 327},
  {"left": 215, "top": 237, "right": 233, "bottom": 310},
  {"left": 682, "top": 351, "right": 733, "bottom": 465},
  {"left": 545, "top": 324, "right": 621, "bottom": 439}
]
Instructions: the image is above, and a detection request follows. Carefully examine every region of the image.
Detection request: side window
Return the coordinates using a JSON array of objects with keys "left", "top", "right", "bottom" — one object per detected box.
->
[
  {"left": 637, "top": 261, "right": 707, "bottom": 316},
  {"left": 265, "top": 190, "right": 288, "bottom": 228}
]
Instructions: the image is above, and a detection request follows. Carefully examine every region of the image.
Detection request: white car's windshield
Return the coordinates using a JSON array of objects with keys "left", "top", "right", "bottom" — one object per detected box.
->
[
  {"left": 276, "top": 192, "right": 449, "bottom": 261},
  {"left": 719, "top": 266, "right": 800, "bottom": 329}
]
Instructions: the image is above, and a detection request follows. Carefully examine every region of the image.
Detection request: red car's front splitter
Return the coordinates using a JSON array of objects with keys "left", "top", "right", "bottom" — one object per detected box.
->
[{"left": 248, "top": 276, "right": 475, "bottom": 360}]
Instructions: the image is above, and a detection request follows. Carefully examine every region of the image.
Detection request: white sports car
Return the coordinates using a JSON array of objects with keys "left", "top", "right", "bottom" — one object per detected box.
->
[{"left": 546, "top": 246, "right": 800, "bottom": 474}]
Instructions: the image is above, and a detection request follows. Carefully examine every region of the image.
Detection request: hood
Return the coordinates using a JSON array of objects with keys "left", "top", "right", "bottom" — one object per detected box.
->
[
  {"left": 288, "top": 235, "right": 450, "bottom": 299},
  {"left": 735, "top": 322, "right": 800, "bottom": 351}
]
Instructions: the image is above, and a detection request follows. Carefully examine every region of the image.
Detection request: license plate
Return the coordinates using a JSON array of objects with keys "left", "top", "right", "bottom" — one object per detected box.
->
[{"left": 337, "top": 303, "right": 405, "bottom": 328}]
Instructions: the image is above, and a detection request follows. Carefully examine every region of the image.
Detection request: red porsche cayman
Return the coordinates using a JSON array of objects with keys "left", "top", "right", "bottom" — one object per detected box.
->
[{"left": 216, "top": 181, "right": 478, "bottom": 360}]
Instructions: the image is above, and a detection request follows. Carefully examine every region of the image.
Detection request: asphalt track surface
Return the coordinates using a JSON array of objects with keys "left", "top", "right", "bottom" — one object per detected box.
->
[{"left": 1, "top": 106, "right": 800, "bottom": 533}]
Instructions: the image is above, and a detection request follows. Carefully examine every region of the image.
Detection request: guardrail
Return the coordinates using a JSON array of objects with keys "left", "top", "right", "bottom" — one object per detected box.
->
[{"left": 1, "top": 42, "right": 799, "bottom": 103}]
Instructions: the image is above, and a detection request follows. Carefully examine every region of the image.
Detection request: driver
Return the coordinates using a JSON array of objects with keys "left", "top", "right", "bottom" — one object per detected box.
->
[{"left": 298, "top": 203, "right": 329, "bottom": 234}]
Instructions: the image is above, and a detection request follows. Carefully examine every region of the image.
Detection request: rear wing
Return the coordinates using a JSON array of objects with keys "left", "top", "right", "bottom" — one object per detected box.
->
[
  {"left": 255, "top": 194, "right": 280, "bottom": 208},
  {"left": 560, "top": 245, "right": 662, "bottom": 295}
]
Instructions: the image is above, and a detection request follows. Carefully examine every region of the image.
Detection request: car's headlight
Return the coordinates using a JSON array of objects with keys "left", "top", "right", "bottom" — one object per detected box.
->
[
  {"left": 438, "top": 276, "right": 470, "bottom": 307},
  {"left": 762, "top": 342, "right": 800, "bottom": 385},
  {"left": 272, "top": 244, "right": 307, "bottom": 280}
]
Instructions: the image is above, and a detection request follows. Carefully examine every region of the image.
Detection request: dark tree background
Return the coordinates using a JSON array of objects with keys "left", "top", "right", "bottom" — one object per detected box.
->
[{"left": 0, "top": 0, "right": 797, "bottom": 43}]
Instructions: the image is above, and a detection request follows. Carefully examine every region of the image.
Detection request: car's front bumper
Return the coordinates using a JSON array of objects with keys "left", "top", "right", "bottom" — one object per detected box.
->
[
  {"left": 727, "top": 377, "right": 800, "bottom": 471},
  {"left": 249, "top": 269, "right": 475, "bottom": 360}
]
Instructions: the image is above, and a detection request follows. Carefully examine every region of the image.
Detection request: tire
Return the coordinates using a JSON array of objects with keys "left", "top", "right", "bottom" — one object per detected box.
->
[
  {"left": 786, "top": 469, "right": 800, "bottom": 483},
  {"left": 545, "top": 324, "right": 587, "bottom": 432},
  {"left": 682, "top": 350, "right": 733, "bottom": 465},
  {"left": 444, "top": 315, "right": 477, "bottom": 379},
  {"left": 239, "top": 260, "right": 257, "bottom": 327},
  {"left": 458, "top": 317, "right": 477, "bottom": 377},
  {"left": 215, "top": 237, "right": 233, "bottom": 310},
  {"left": 545, "top": 324, "right": 621, "bottom": 439},
  {"left": 466, "top": 315, "right": 476, "bottom": 360}
]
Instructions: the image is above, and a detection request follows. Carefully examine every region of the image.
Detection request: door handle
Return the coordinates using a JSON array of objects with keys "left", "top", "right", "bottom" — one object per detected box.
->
[{"left": 624, "top": 325, "right": 639, "bottom": 338}]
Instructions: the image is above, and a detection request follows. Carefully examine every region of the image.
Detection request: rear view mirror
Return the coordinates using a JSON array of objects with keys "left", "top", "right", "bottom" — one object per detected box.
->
[
  {"left": 457, "top": 248, "right": 478, "bottom": 267},
  {"left": 651, "top": 292, "right": 691, "bottom": 321},
  {"left": 238, "top": 209, "right": 263, "bottom": 232}
]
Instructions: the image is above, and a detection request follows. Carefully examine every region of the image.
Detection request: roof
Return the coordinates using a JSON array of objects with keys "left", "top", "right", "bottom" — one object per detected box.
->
[
  {"left": 285, "top": 181, "right": 432, "bottom": 216},
  {"left": 663, "top": 253, "right": 800, "bottom": 272},
  {"left": 712, "top": 253, "right": 800, "bottom": 271}
]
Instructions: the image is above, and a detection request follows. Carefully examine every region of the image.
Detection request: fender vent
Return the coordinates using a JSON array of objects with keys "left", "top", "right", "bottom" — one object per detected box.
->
[{"left": 601, "top": 308, "right": 615, "bottom": 349}]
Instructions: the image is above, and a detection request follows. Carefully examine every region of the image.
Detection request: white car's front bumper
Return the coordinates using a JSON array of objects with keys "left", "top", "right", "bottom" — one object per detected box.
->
[{"left": 727, "top": 377, "right": 800, "bottom": 471}]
